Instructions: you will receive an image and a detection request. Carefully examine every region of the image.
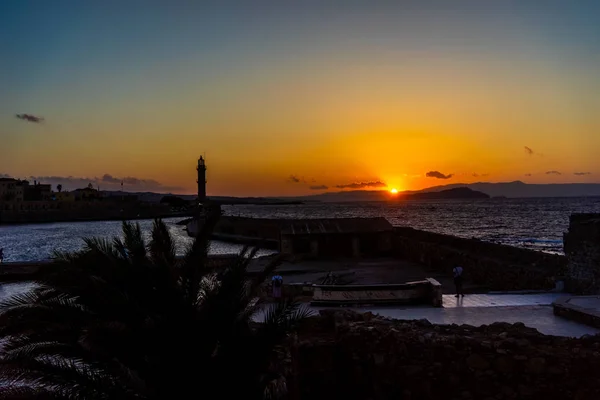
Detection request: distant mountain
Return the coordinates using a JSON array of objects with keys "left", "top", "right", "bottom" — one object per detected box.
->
[
  {"left": 290, "top": 181, "right": 600, "bottom": 202},
  {"left": 101, "top": 181, "right": 600, "bottom": 204},
  {"left": 405, "top": 187, "right": 489, "bottom": 200},
  {"left": 419, "top": 181, "right": 600, "bottom": 198}
]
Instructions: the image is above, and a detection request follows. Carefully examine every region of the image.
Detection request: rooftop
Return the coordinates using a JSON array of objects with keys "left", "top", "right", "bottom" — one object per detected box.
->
[{"left": 280, "top": 217, "right": 393, "bottom": 236}]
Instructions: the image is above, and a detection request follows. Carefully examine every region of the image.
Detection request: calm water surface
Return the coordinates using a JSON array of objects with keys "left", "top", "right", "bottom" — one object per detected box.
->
[
  {"left": 1, "top": 197, "right": 599, "bottom": 262},
  {"left": 0, "top": 218, "right": 275, "bottom": 263}
]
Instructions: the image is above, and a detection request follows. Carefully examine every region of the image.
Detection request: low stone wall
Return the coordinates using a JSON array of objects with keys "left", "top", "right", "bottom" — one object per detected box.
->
[
  {"left": 290, "top": 311, "right": 600, "bottom": 400},
  {"left": 553, "top": 296, "right": 600, "bottom": 329},
  {"left": 564, "top": 214, "right": 600, "bottom": 294},
  {"left": 311, "top": 279, "right": 442, "bottom": 307},
  {"left": 393, "top": 227, "right": 566, "bottom": 291}
]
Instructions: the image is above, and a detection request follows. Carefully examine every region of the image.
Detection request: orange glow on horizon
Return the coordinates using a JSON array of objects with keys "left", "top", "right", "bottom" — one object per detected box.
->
[{"left": 390, "top": 188, "right": 398, "bottom": 194}]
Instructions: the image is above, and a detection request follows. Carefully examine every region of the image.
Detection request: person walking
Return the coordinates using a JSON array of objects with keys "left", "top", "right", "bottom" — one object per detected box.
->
[
  {"left": 453, "top": 264, "right": 464, "bottom": 298},
  {"left": 271, "top": 274, "right": 283, "bottom": 300}
]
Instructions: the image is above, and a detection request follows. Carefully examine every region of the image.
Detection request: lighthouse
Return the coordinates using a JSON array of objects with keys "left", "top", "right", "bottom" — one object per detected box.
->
[{"left": 196, "top": 156, "right": 207, "bottom": 203}]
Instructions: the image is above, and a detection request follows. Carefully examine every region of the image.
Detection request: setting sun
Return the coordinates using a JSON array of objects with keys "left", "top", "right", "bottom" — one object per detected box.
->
[{"left": 390, "top": 188, "right": 398, "bottom": 194}]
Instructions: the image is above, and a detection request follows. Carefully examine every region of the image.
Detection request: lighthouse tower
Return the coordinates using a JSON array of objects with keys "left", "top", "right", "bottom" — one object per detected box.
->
[{"left": 196, "top": 156, "right": 207, "bottom": 203}]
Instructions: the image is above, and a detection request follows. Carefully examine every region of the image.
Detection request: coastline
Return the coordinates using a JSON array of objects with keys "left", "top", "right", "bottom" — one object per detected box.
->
[{"left": 0, "top": 210, "right": 196, "bottom": 226}]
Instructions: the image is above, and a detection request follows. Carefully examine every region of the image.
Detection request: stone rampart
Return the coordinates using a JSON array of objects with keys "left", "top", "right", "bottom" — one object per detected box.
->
[
  {"left": 393, "top": 227, "right": 566, "bottom": 291},
  {"left": 564, "top": 214, "right": 600, "bottom": 294},
  {"left": 289, "top": 310, "right": 600, "bottom": 400}
]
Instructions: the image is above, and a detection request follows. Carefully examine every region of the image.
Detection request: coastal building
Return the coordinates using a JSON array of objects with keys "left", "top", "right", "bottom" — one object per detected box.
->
[
  {"left": 23, "top": 181, "right": 52, "bottom": 201},
  {"left": 73, "top": 186, "right": 102, "bottom": 201},
  {"left": 279, "top": 217, "right": 394, "bottom": 258},
  {"left": 53, "top": 191, "right": 75, "bottom": 202},
  {"left": 0, "top": 178, "right": 24, "bottom": 202}
]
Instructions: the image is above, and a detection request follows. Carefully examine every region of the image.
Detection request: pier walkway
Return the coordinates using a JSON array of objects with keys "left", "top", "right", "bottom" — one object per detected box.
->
[
  {"left": 1, "top": 283, "right": 597, "bottom": 338},
  {"left": 260, "top": 293, "right": 600, "bottom": 338}
]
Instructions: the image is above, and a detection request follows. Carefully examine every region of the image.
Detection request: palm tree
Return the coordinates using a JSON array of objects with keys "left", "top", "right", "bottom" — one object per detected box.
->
[
  {"left": 56, "top": 184, "right": 62, "bottom": 193},
  {"left": 0, "top": 212, "right": 309, "bottom": 399}
]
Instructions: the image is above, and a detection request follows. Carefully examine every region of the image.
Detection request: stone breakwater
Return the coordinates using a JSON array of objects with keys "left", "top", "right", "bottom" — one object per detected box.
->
[
  {"left": 392, "top": 227, "right": 567, "bottom": 291},
  {"left": 564, "top": 214, "right": 600, "bottom": 294},
  {"left": 288, "top": 310, "right": 600, "bottom": 400}
]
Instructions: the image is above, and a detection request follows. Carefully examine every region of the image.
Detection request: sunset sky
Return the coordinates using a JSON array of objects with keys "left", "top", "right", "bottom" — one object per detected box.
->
[{"left": 1, "top": 1, "right": 599, "bottom": 196}]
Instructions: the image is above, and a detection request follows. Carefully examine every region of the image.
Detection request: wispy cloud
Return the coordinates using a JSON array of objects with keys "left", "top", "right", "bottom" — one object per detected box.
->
[
  {"left": 524, "top": 146, "right": 534, "bottom": 156},
  {"left": 546, "top": 170, "right": 562, "bottom": 175},
  {"left": 335, "top": 181, "right": 386, "bottom": 189},
  {"left": 15, "top": 113, "right": 44, "bottom": 123},
  {"left": 287, "top": 175, "right": 306, "bottom": 184},
  {"left": 525, "top": 173, "right": 532, "bottom": 177},
  {"left": 0, "top": 173, "right": 183, "bottom": 192},
  {"left": 426, "top": 171, "right": 453, "bottom": 179},
  {"left": 574, "top": 172, "right": 592, "bottom": 176},
  {"left": 309, "top": 185, "right": 328, "bottom": 190},
  {"left": 472, "top": 173, "right": 489, "bottom": 178}
]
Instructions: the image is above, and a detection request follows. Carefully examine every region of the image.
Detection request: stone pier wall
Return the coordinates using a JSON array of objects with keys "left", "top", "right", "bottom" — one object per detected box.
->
[
  {"left": 392, "top": 227, "right": 566, "bottom": 291},
  {"left": 564, "top": 213, "right": 600, "bottom": 294}
]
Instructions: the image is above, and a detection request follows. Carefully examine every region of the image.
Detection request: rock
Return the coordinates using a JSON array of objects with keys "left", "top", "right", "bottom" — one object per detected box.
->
[
  {"left": 528, "top": 357, "right": 546, "bottom": 374},
  {"left": 547, "top": 366, "right": 562, "bottom": 375},
  {"left": 405, "top": 365, "right": 424, "bottom": 376},
  {"left": 495, "top": 356, "right": 514, "bottom": 374},
  {"left": 372, "top": 353, "right": 385, "bottom": 366},
  {"left": 466, "top": 354, "right": 490, "bottom": 370},
  {"left": 502, "top": 386, "right": 515, "bottom": 396},
  {"left": 293, "top": 306, "right": 600, "bottom": 399}
]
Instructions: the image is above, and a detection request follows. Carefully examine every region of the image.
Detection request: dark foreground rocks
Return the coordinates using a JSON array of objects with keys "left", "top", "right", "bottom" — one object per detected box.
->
[{"left": 287, "top": 310, "right": 600, "bottom": 400}]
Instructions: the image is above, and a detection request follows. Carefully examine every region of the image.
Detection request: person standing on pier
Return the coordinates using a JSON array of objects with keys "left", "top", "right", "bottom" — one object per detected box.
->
[
  {"left": 271, "top": 274, "right": 283, "bottom": 300},
  {"left": 0, "top": 248, "right": 4, "bottom": 264},
  {"left": 453, "top": 264, "right": 464, "bottom": 298}
]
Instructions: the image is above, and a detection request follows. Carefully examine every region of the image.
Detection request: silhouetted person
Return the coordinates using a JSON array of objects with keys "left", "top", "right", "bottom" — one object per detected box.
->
[
  {"left": 271, "top": 274, "right": 283, "bottom": 300},
  {"left": 453, "top": 264, "right": 464, "bottom": 297},
  {"left": 0, "top": 247, "right": 4, "bottom": 264}
]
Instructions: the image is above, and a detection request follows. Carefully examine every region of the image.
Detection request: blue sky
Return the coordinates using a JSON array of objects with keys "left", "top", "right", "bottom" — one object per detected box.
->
[{"left": 2, "top": 0, "right": 599, "bottom": 195}]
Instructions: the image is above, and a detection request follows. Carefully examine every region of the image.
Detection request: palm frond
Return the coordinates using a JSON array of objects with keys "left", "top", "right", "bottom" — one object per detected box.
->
[
  {"left": 0, "top": 386, "right": 68, "bottom": 399},
  {"left": 121, "top": 221, "right": 147, "bottom": 264},
  {"left": 180, "top": 212, "right": 220, "bottom": 304},
  {"left": 260, "top": 298, "right": 313, "bottom": 334},
  {"left": 149, "top": 219, "right": 176, "bottom": 268},
  {"left": 0, "top": 214, "right": 311, "bottom": 399}
]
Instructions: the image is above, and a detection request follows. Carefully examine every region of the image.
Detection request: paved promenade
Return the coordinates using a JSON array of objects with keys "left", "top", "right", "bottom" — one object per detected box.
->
[
  {"left": 2, "top": 283, "right": 598, "bottom": 338},
  {"left": 299, "top": 293, "right": 600, "bottom": 337}
]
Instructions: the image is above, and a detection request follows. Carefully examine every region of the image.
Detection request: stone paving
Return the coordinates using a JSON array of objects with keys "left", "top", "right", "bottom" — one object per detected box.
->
[
  {"left": 441, "top": 293, "right": 562, "bottom": 308},
  {"left": 2, "top": 283, "right": 598, "bottom": 338}
]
